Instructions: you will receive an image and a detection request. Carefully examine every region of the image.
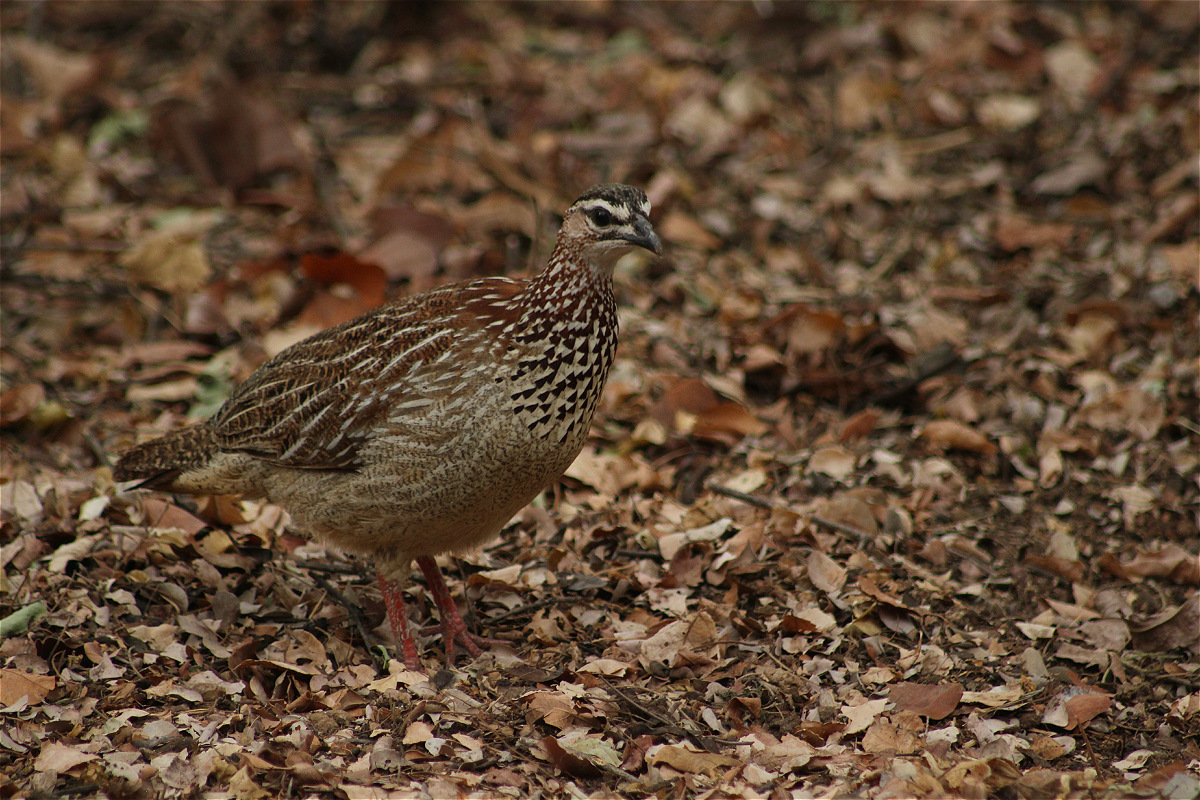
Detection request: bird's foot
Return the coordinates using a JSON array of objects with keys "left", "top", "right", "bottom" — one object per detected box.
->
[
  {"left": 420, "top": 617, "right": 508, "bottom": 665},
  {"left": 376, "top": 568, "right": 421, "bottom": 670},
  {"left": 415, "top": 555, "right": 505, "bottom": 666}
]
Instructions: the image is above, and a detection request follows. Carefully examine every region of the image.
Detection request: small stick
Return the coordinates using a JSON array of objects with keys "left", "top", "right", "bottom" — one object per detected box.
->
[
  {"left": 708, "top": 483, "right": 777, "bottom": 510},
  {"left": 309, "top": 571, "right": 388, "bottom": 673}
]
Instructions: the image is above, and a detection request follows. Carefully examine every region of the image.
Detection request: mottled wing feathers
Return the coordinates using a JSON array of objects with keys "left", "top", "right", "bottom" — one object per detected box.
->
[
  {"left": 118, "top": 183, "right": 657, "bottom": 494},
  {"left": 211, "top": 278, "right": 524, "bottom": 470},
  {"left": 113, "top": 424, "right": 218, "bottom": 487},
  {"left": 211, "top": 355, "right": 384, "bottom": 468}
]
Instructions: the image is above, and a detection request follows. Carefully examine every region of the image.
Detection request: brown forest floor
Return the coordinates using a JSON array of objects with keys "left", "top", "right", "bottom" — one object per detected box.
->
[{"left": 2, "top": 2, "right": 1198, "bottom": 798}]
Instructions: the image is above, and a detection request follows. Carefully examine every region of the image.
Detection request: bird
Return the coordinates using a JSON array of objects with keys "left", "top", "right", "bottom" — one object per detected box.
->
[{"left": 114, "top": 184, "right": 662, "bottom": 669}]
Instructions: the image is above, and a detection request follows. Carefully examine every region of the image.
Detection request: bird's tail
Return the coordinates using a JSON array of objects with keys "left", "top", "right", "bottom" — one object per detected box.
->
[{"left": 113, "top": 424, "right": 218, "bottom": 491}]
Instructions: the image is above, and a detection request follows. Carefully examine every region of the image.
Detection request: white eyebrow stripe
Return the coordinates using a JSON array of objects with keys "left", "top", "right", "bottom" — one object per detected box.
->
[{"left": 577, "top": 198, "right": 631, "bottom": 221}]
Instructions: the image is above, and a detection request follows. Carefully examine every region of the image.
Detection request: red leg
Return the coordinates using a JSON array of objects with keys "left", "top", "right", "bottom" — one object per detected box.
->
[
  {"left": 415, "top": 556, "right": 504, "bottom": 664},
  {"left": 376, "top": 567, "right": 421, "bottom": 670}
]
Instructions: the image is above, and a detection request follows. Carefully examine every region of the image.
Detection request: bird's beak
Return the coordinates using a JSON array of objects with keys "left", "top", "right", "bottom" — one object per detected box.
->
[{"left": 625, "top": 217, "right": 663, "bottom": 257}]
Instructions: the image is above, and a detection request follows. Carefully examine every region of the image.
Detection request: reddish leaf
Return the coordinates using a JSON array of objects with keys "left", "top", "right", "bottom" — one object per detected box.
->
[
  {"left": 727, "top": 696, "right": 762, "bottom": 728},
  {"left": 1024, "top": 554, "right": 1085, "bottom": 583},
  {"left": 296, "top": 251, "right": 388, "bottom": 328},
  {"left": 0, "top": 383, "right": 45, "bottom": 428},
  {"left": 541, "top": 737, "right": 602, "bottom": 780},
  {"left": 839, "top": 409, "right": 879, "bottom": 442},
  {"left": 889, "top": 682, "right": 964, "bottom": 720},
  {"left": 993, "top": 213, "right": 1074, "bottom": 251},
  {"left": 1065, "top": 691, "right": 1112, "bottom": 730},
  {"left": 651, "top": 377, "right": 767, "bottom": 443},
  {"left": 136, "top": 497, "right": 209, "bottom": 536},
  {"left": 919, "top": 420, "right": 997, "bottom": 456}
]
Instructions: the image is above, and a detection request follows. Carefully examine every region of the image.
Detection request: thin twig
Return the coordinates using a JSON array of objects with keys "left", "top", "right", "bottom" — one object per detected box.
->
[
  {"left": 718, "top": 638, "right": 792, "bottom": 674},
  {"left": 871, "top": 341, "right": 967, "bottom": 406},
  {"left": 602, "top": 680, "right": 742, "bottom": 750},
  {"left": 295, "top": 560, "right": 363, "bottom": 575},
  {"left": 83, "top": 429, "right": 112, "bottom": 469},
  {"left": 309, "top": 114, "right": 351, "bottom": 245},
  {"left": 708, "top": 483, "right": 778, "bottom": 510},
  {"left": 309, "top": 571, "right": 388, "bottom": 674},
  {"left": 709, "top": 482, "right": 879, "bottom": 545},
  {"left": 486, "top": 596, "right": 577, "bottom": 625},
  {"left": 17, "top": 240, "right": 127, "bottom": 253},
  {"left": 810, "top": 514, "right": 875, "bottom": 544},
  {"left": 1079, "top": 725, "right": 1103, "bottom": 794},
  {"left": 614, "top": 548, "right": 659, "bottom": 559},
  {"left": 0, "top": 270, "right": 137, "bottom": 299}
]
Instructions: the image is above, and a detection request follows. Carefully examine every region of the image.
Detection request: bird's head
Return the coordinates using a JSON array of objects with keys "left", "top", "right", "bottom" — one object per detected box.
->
[{"left": 558, "top": 184, "right": 662, "bottom": 271}]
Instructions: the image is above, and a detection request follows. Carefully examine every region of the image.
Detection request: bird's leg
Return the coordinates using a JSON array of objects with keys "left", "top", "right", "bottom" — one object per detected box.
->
[
  {"left": 415, "top": 555, "right": 505, "bottom": 664},
  {"left": 375, "top": 567, "right": 421, "bottom": 670}
]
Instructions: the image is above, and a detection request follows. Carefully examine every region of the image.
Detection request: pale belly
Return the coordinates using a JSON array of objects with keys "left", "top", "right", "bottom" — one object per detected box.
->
[{"left": 253, "top": 380, "right": 591, "bottom": 568}]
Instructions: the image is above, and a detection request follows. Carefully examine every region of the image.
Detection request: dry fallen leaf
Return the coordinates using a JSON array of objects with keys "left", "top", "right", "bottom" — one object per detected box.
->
[
  {"left": 0, "top": 670, "right": 56, "bottom": 706},
  {"left": 1131, "top": 596, "right": 1200, "bottom": 653},
  {"left": 0, "top": 383, "right": 46, "bottom": 428},
  {"left": 649, "top": 744, "right": 740, "bottom": 776},
  {"left": 919, "top": 420, "right": 997, "bottom": 456},
  {"left": 637, "top": 612, "right": 720, "bottom": 669},
  {"left": 120, "top": 228, "right": 212, "bottom": 292},
  {"left": 888, "top": 682, "right": 964, "bottom": 721},
  {"left": 34, "top": 742, "right": 98, "bottom": 774},
  {"left": 808, "top": 446, "right": 857, "bottom": 480},
  {"left": 976, "top": 95, "right": 1040, "bottom": 131},
  {"left": 652, "top": 377, "right": 768, "bottom": 443},
  {"left": 659, "top": 210, "right": 722, "bottom": 250},
  {"left": 841, "top": 698, "right": 889, "bottom": 735},
  {"left": 807, "top": 550, "right": 847, "bottom": 594},
  {"left": 1065, "top": 691, "right": 1112, "bottom": 731}
]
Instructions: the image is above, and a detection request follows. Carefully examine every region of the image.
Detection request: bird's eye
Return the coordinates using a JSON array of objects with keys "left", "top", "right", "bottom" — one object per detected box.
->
[{"left": 590, "top": 208, "right": 613, "bottom": 226}]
